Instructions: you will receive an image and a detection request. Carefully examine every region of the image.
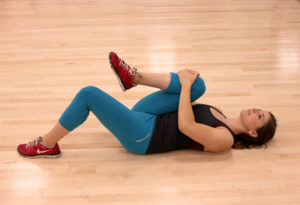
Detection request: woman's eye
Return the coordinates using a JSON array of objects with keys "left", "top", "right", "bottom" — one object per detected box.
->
[{"left": 258, "top": 115, "right": 262, "bottom": 120}]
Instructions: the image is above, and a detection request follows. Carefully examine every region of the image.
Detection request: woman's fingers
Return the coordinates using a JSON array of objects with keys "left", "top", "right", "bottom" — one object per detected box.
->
[
  {"left": 179, "top": 68, "right": 200, "bottom": 78},
  {"left": 187, "top": 69, "right": 200, "bottom": 77}
]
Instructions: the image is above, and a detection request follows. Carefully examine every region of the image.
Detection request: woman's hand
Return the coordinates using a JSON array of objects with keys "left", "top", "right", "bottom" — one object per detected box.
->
[{"left": 177, "top": 68, "right": 200, "bottom": 87}]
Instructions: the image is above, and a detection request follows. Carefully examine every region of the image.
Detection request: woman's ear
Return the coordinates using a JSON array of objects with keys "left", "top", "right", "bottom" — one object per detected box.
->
[{"left": 248, "top": 130, "right": 258, "bottom": 138}]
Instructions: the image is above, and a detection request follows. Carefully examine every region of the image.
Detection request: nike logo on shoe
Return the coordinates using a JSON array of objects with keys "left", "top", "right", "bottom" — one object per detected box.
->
[{"left": 37, "top": 149, "right": 50, "bottom": 154}]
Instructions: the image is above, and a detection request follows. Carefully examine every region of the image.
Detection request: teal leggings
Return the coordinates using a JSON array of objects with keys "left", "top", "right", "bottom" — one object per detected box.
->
[{"left": 59, "top": 72, "right": 206, "bottom": 154}]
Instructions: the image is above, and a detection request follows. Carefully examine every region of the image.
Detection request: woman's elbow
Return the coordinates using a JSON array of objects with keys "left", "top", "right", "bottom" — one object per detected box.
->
[
  {"left": 178, "top": 122, "right": 188, "bottom": 134},
  {"left": 178, "top": 123, "right": 185, "bottom": 133}
]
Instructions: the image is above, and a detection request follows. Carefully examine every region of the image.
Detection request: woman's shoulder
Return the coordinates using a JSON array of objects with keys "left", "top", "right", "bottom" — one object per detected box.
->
[{"left": 204, "top": 127, "right": 234, "bottom": 152}]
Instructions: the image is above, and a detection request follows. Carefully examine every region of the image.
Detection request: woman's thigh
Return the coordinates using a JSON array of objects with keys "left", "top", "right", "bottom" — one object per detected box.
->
[
  {"left": 132, "top": 72, "right": 206, "bottom": 115},
  {"left": 59, "top": 86, "right": 157, "bottom": 154}
]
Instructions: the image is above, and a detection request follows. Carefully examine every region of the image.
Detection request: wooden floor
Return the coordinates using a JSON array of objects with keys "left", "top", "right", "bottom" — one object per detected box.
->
[{"left": 1, "top": 0, "right": 300, "bottom": 204}]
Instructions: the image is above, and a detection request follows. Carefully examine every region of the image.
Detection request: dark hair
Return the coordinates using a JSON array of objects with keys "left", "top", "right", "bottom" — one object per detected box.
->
[{"left": 232, "top": 112, "right": 277, "bottom": 149}]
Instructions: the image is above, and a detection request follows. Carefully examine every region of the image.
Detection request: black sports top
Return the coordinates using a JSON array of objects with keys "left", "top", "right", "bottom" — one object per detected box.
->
[{"left": 146, "top": 104, "right": 235, "bottom": 154}]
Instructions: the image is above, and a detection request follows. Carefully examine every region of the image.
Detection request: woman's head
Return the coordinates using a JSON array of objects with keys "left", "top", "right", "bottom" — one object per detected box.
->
[{"left": 233, "top": 108, "right": 277, "bottom": 149}]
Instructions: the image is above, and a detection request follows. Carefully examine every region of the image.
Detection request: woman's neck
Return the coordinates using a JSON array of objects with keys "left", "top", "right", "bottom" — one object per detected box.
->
[{"left": 223, "top": 118, "right": 248, "bottom": 136}]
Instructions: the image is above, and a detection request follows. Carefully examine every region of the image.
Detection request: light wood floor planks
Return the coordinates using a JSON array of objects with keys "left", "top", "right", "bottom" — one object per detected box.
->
[{"left": 0, "top": 0, "right": 300, "bottom": 204}]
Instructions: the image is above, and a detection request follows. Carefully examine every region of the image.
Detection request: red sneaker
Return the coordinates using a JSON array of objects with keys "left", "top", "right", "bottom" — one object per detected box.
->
[
  {"left": 17, "top": 136, "right": 61, "bottom": 159},
  {"left": 109, "top": 52, "right": 137, "bottom": 91}
]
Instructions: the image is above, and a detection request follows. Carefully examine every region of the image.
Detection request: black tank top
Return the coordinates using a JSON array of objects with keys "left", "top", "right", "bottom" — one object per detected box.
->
[{"left": 146, "top": 104, "right": 235, "bottom": 154}]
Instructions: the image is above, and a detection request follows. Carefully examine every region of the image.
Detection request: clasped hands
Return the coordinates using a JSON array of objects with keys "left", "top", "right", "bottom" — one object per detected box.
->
[{"left": 177, "top": 68, "right": 200, "bottom": 87}]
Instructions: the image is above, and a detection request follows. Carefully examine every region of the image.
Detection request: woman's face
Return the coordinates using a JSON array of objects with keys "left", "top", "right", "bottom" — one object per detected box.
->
[{"left": 240, "top": 108, "right": 271, "bottom": 137}]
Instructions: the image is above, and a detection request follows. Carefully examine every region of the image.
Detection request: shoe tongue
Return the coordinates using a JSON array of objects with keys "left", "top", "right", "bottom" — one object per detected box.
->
[{"left": 37, "top": 136, "right": 43, "bottom": 143}]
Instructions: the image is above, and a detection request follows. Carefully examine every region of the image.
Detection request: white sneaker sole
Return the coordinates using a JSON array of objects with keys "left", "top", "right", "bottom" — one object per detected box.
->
[{"left": 18, "top": 151, "right": 62, "bottom": 159}]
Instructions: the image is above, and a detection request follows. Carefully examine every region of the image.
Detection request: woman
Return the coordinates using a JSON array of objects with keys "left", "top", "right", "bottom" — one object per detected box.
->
[{"left": 17, "top": 52, "right": 277, "bottom": 158}]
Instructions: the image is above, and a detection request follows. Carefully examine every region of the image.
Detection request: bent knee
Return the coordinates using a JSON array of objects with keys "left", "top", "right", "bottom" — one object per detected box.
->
[
  {"left": 79, "top": 85, "right": 101, "bottom": 94},
  {"left": 76, "top": 86, "right": 102, "bottom": 98},
  {"left": 191, "top": 77, "right": 206, "bottom": 100}
]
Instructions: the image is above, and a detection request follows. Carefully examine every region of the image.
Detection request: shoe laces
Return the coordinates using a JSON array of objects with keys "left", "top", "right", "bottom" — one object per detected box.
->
[
  {"left": 26, "top": 136, "right": 42, "bottom": 148},
  {"left": 119, "top": 60, "right": 137, "bottom": 76}
]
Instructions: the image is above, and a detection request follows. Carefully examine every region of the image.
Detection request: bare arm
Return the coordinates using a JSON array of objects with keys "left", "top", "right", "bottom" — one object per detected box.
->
[
  {"left": 178, "top": 69, "right": 233, "bottom": 152},
  {"left": 177, "top": 68, "right": 199, "bottom": 129},
  {"left": 178, "top": 85, "right": 194, "bottom": 130}
]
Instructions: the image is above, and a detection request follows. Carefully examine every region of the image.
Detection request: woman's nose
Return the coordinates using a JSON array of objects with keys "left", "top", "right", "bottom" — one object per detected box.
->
[
  {"left": 253, "top": 108, "right": 262, "bottom": 113},
  {"left": 253, "top": 108, "right": 259, "bottom": 113}
]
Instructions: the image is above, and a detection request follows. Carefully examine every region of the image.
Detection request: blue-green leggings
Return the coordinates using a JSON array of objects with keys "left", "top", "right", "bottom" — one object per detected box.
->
[{"left": 59, "top": 72, "right": 206, "bottom": 154}]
